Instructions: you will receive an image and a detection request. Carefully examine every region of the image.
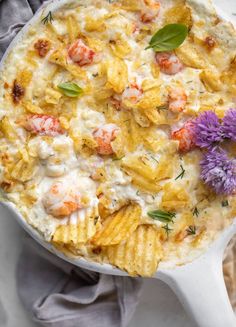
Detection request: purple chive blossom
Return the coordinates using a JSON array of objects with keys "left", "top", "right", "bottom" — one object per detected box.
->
[
  {"left": 194, "top": 111, "right": 224, "bottom": 148},
  {"left": 222, "top": 109, "right": 236, "bottom": 142},
  {"left": 200, "top": 147, "right": 236, "bottom": 195}
]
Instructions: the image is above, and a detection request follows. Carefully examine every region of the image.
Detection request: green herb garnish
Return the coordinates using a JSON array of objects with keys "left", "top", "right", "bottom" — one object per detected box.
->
[
  {"left": 150, "top": 155, "right": 158, "bottom": 163},
  {"left": 113, "top": 156, "right": 125, "bottom": 161},
  {"left": 147, "top": 210, "right": 176, "bottom": 223},
  {"left": 94, "top": 216, "right": 99, "bottom": 225},
  {"left": 41, "top": 11, "right": 54, "bottom": 25},
  {"left": 186, "top": 225, "right": 196, "bottom": 235},
  {"left": 58, "top": 82, "right": 83, "bottom": 98},
  {"left": 156, "top": 104, "right": 168, "bottom": 112},
  {"left": 162, "top": 224, "right": 172, "bottom": 238},
  {"left": 193, "top": 207, "right": 199, "bottom": 217},
  {"left": 222, "top": 200, "right": 229, "bottom": 207},
  {"left": 175, "top": 164, "right": 185, "bottom": 180},
  {"left": 146, "top": 24, "right": 188, "bottom": 52}
]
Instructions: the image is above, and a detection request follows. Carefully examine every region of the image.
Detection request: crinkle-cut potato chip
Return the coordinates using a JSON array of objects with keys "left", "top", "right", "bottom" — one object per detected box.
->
[
  {"left": 16, "top": 70, "right": 33, "bottom": 88},
  {"left": 22, "top": 101, "right": 43, "bottom": 114},
  {"left": 122, "top": 156, "right": 157, "bottom": 181},
  {"left": 164, "top": 3, "right": 192, "bottom": 29},
  {"left": 0, "top": 116, "right": 17, "bottom": 141},
  {"left": 10, "top": 157, "right": 38, "bottom": 183},
  {"left": 109, "top": 35, "right": 132, "bottom": 59},
  {"left": 45, "top": 87, "right": 62, "bottom": 104},
  {"left": 122, "top": 166, "right": 162, "bottom": 193},
  {"left": 155, "top": 155, "right": 175, "bottom": 181},
  {"left": 85, "top": 16, "right": 106, "bottom": 32},
  {"left": 161, "top": 183, "right": 190, "bottom": 211},
  {"left": 66, "top": 15, "right": 80, "bottom": 42},
  {"left": 121, "top": 156, "right": 162, "bottom": 193},
  {"left": 49, "top": 48, "right": 87, "bottom": 79},
  {"left": 175, "top": 39, "right": 206, "bottom": 69},
  {"left": 105, "top": 225, "right": 163, "bottom": 277},
  {"left": 119, "top": 0, "right": 142, "bottom": 11},
  {"left": 53, "top": 206, "right": 100, "bottom": 247},
  {"left": 111, "top": 133, "right": 126, "bottom": 158},
  {"left": 133, "top": 110, "right": 150, "bottom": 127},
  {"left": 200, "top": 69, "right": 223, "bottom": 92},
  {"left": 93, "top": 87, "right": 114, "bottom": 102},
  {"left": 69, "top": 129, "right": 97, "bottom": 154},
  {"left": 85, "top": 36, "right": 105, "bottom": 52},
  {"left": 220, "top": 62, "right": 236, "bottom": 94},
  {"left": 172, "top": 212, "right": 194, "bottom": 242},
  {"left": 49, "top": 48, "right": 67, "bottom": 67},
  {"left": 135, "top": 89, "right": 167, "bottom": 125},
  {"left": 106, "top": 58, "right": 128, "bottom": 94},
  {"left": 92, "top": 203, "right": 141, "bottom": 246}
]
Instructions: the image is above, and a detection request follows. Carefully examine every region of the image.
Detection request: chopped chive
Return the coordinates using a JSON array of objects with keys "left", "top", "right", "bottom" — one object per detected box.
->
[
  {"left": 150, "top": 155, "right": 158, "bottom": 163},
  {"left": 193, "top": 207, "right": 199, "bottom": 217},
  {"left": 222, "top": 200, "right": 229, "bottom": 207},
  {"left": 175, "top": 164, "right": 185, "bottom": 180},
  {"left": 186, "top": 225, "right": 197, "bottom": 235},
  {"left": 113, "top": 156, "right": 125, "bottom": 161},
  {"left": 148, "top": 210, "right": 176, "bottom": 223}
]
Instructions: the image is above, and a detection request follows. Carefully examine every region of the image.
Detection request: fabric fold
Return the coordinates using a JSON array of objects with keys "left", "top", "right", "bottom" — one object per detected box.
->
[{"left": 17, "top": 236, "right": 142, "bottom": 327}]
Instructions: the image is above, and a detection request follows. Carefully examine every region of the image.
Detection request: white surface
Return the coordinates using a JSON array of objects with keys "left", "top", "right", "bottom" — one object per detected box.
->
[{"left": 0, "top": 1, "right": 236, "bottom": 326}]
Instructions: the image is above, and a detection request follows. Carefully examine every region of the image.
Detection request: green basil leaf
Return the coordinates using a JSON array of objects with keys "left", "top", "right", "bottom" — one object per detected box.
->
[
  {"left": 146, "top": 23, "right": 188, "bottom": 52},
  {"left": 58, "top": 82, "right": 83, "bottom": 97},
  {"left": 147, "top": 210, "right": 176, "bottom": 223}
]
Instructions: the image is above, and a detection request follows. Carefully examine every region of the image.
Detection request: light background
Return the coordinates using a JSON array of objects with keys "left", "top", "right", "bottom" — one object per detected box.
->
[{"left": 0, "top": 1, "right": 236, "bottom": 326}]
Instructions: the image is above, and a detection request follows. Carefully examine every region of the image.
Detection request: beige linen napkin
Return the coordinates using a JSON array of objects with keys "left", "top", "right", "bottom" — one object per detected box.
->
[{"left": 17, "top": 236, "right": 142, "bottom": 327}]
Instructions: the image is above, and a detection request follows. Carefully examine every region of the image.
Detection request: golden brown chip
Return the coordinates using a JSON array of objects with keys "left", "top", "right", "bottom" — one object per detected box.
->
[
  {"left": 105, "top": 225, "right": 163, "bottom": 277},
  {"left": 106, "top": 58, "right": 128, "bottom": 93},
  {"left": 52, "top": 206, "right": 100, "bottom": 247},
  {"left": 92, "top": 203, "right": 141, "bottom": 246}
]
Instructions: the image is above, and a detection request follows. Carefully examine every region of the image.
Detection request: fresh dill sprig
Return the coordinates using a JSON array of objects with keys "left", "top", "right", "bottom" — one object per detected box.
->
[
  {"left": 162, "top": 224, "right": 172, "bottom": 238},
  {"left": 156, "top": 104, "right": 168, "bottom": 112},
  {"left": 175, "top": 164, "right": 185, "bottom": 180},
  {"left": 193, "top": 207, "right": 199, "bottom": 217},
  {"left": 186, "top": 225, "right": 197, "bottom": 235},
  {"left": 41, "top": 11, "right": 54, "bottom": 25},
  {"left": 222, "top": 200, "right": 229, "bottom": 207}
]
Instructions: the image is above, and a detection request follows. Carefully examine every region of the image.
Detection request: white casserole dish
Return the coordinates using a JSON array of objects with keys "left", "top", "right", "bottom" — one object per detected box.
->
[{"left": 0, "top": 1, "right": 235, "bottom": 326}]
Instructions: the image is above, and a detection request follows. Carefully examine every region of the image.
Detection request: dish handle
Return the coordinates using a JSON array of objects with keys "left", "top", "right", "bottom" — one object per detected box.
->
[{"left": 157, "top": 227, "right": 236, "bottom": 327}]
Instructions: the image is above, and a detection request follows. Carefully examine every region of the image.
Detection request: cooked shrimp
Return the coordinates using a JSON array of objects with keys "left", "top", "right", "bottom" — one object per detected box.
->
[
  {"left": 43, "top": 181, "right": 82, "bottom": 218},
  {"left": 122, "top": 83, "right": 143, "bottom": 104},
  {"left": 22, "top": 114, "right": 63, "bottom": 136},
  {"left": 171, "top": 121, "right": 196, "bottom": 152},
  {"left": 168, "top": 88, "right": 187, "bottom": 113},
  {"left": 93, "top": 124, "right": 120, "bottom": 155},
  {"left": 155, "top": 52, "right": 184, "bottom": 75},
  {"left": 141, "top": 0, "right": 160, "bottom": 23},
  {"left": 68, "top": 39, "right": 95, "bottom": 66}
]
